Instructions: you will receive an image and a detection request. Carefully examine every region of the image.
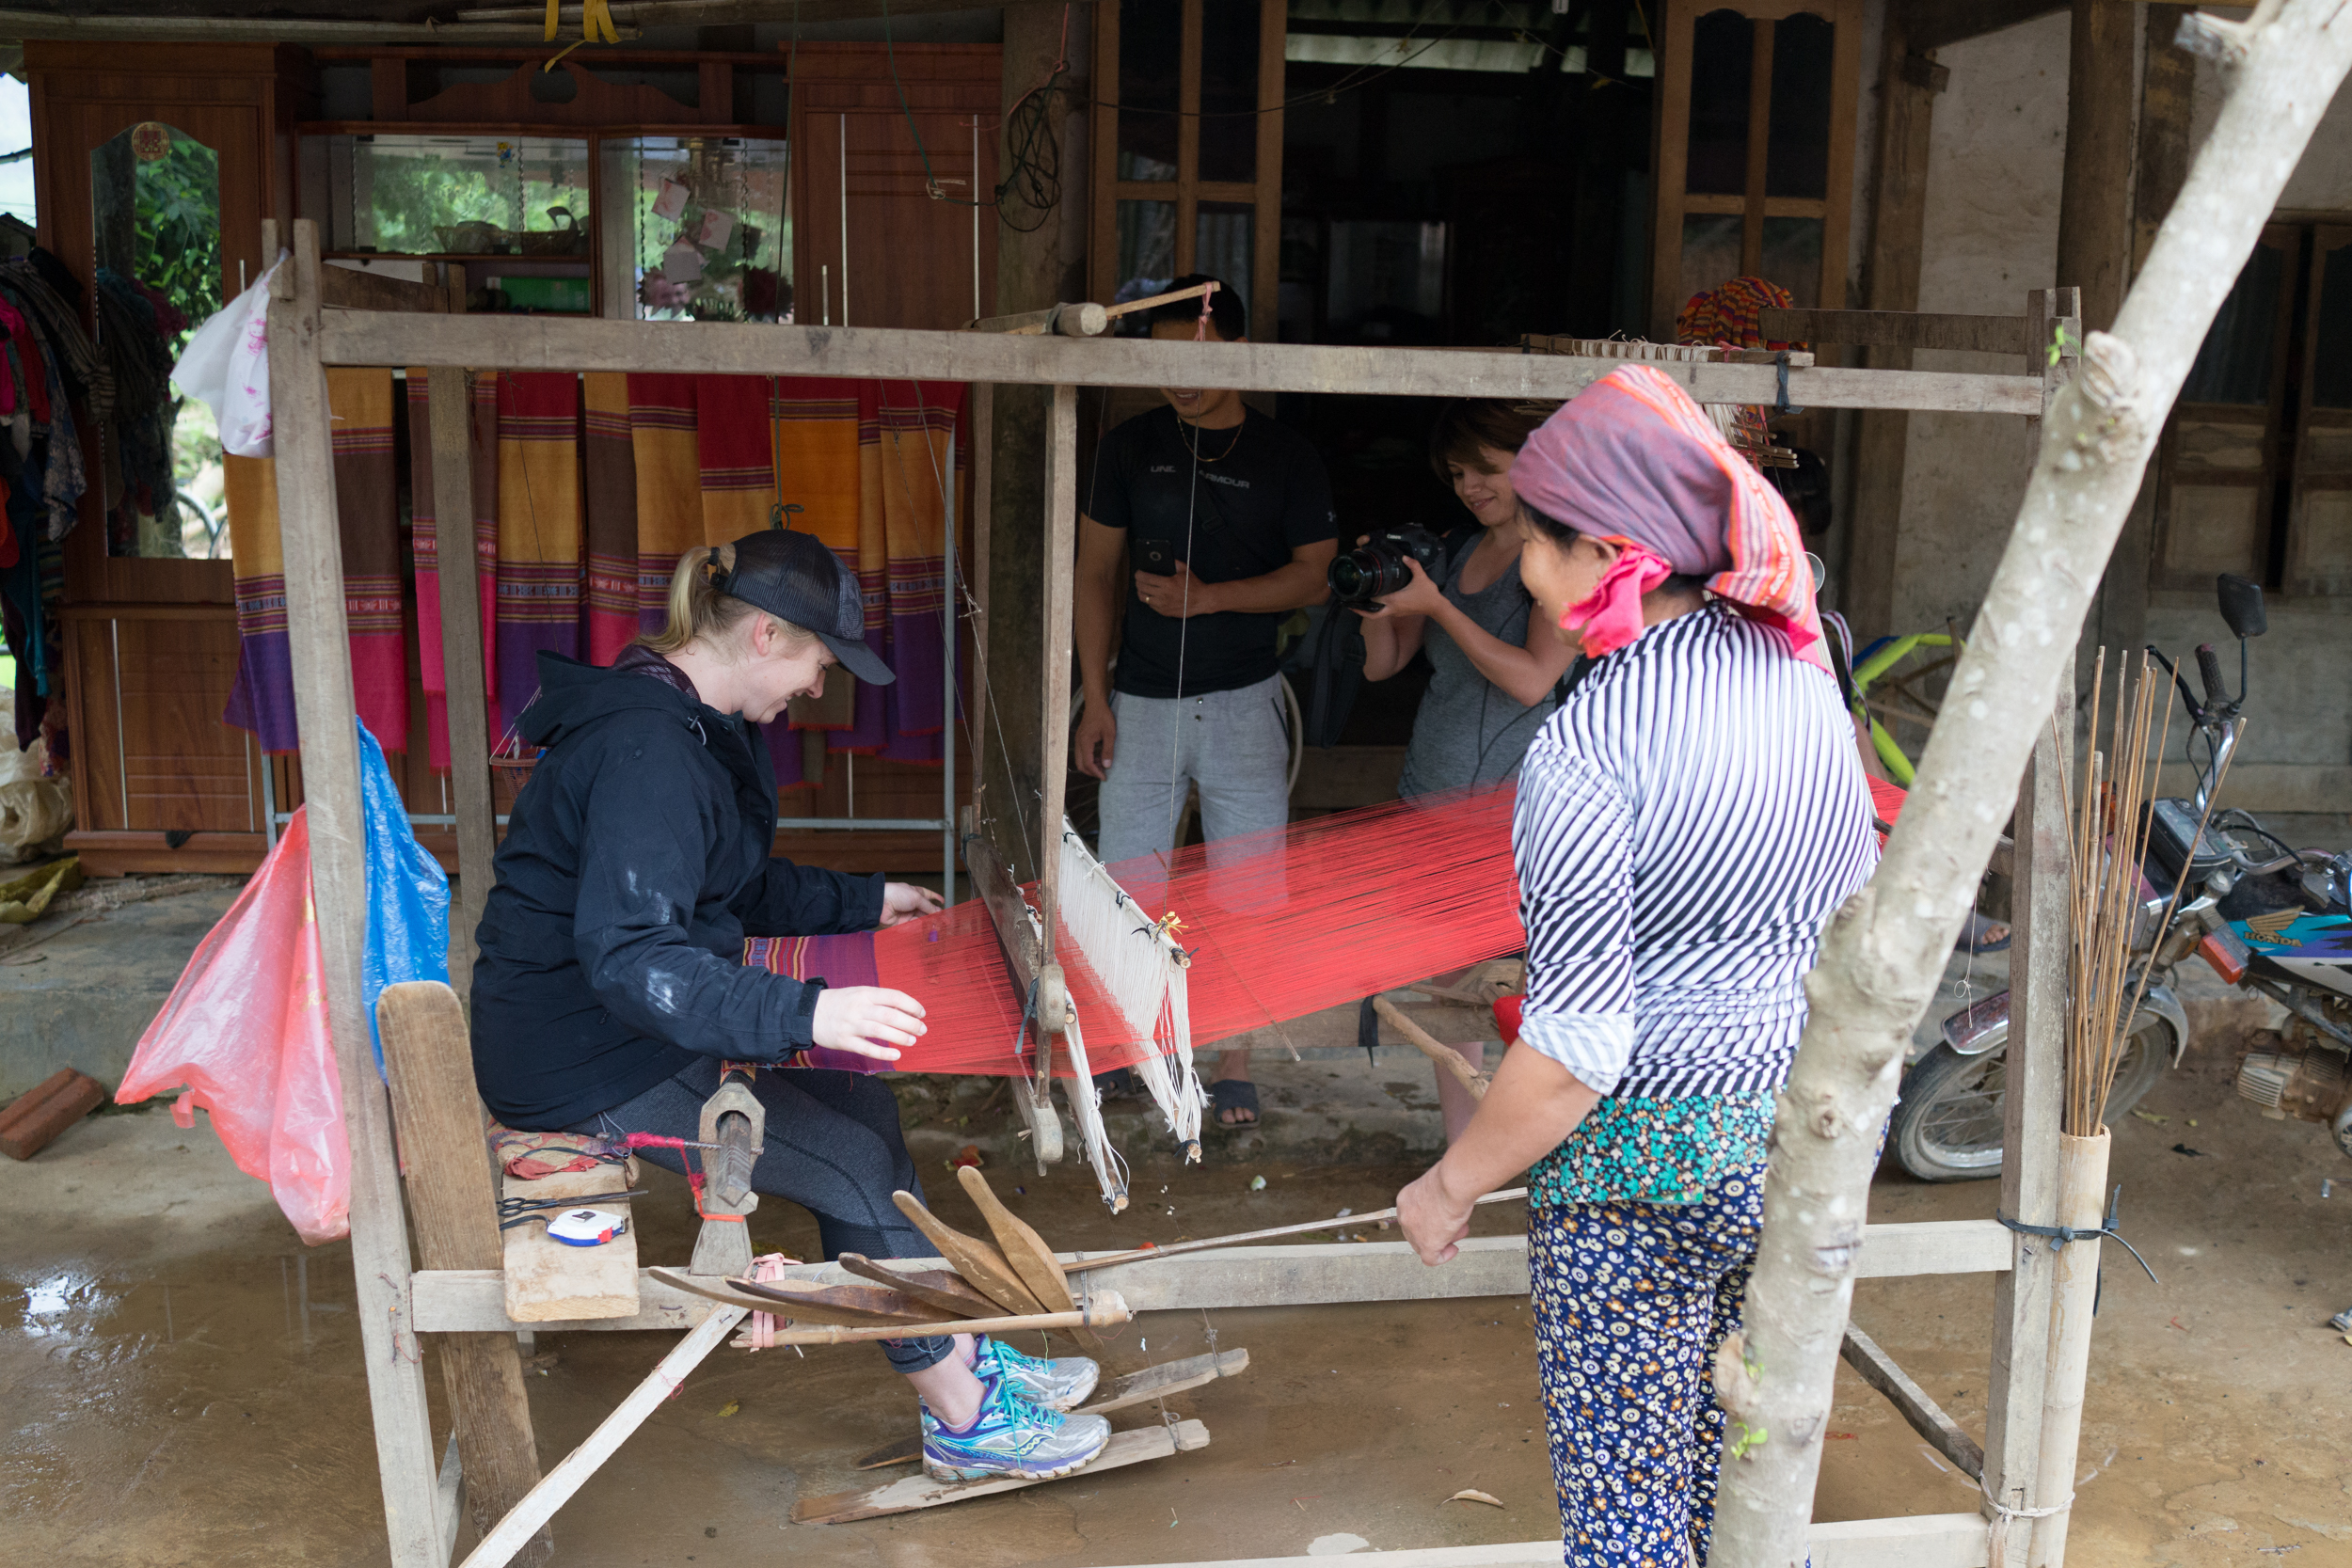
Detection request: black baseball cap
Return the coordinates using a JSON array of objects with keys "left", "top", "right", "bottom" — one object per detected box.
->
[{"left": 712, "top": 529, "right": 896, "bottom": 686}]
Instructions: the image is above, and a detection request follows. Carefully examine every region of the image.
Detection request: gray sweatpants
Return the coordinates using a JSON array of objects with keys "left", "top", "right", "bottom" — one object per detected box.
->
[{"left": 1096, "top": 673, "right": 1292, "bottom": 869}]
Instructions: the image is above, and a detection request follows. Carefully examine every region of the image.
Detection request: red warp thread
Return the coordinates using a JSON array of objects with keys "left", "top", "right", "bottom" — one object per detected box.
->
[{"left": 871, "top": 784, "right": 1524, "bottom": 1075}]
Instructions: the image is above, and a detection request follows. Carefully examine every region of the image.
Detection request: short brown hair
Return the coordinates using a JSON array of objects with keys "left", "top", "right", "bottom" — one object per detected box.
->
[{"left": 1428, "top": 399, "right": 1559, "bottom": 481}]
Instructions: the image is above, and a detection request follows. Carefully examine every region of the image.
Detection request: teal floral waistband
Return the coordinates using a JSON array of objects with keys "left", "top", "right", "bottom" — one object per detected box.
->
[{"left": 1529, "top": 1088, "right": 1777, "bottom": 1209}]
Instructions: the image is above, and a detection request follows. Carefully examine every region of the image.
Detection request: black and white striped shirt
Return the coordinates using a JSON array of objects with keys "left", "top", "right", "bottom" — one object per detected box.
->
[{"left": 1513, "top": 604, "right": 1876, "bottom": 1100}]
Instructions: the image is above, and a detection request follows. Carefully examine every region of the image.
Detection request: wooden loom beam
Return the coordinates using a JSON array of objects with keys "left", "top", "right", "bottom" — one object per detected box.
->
[
  {"left": 406, "top": 1220, "right": 2019, "bottom": 1334},
  {"left": 310, "top": 312, "right": 2045, "bottom": 416}
]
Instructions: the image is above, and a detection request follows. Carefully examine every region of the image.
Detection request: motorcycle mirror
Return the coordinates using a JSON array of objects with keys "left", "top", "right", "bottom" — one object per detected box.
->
[
  {"left": 1804, "top": 551, "right": 1826, "bottom": 594},
  {"left": 2217, "top": 573, "right": 2267, "bottom": 640}
]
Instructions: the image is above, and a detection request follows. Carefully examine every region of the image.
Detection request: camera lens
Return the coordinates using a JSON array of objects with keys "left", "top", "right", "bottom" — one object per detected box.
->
[{"left": 1328, "top": 552, "right": 1376, "bottom": 602}]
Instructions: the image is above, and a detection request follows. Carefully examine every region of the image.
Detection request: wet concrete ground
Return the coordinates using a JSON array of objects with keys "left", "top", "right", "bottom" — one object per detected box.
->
[{"left": 6, "top": 1028, "right": 2350, "bottom": 1568}]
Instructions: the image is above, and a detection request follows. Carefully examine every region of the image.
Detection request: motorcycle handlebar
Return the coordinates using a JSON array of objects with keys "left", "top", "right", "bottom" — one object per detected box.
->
[{"left": 2196, "top": 642, "right": 2228, "bottom": 710}]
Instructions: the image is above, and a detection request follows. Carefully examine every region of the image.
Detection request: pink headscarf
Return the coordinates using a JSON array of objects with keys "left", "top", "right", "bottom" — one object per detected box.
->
[{"left": 1513, "top": 365, "right": 1827, "bottom": 671}]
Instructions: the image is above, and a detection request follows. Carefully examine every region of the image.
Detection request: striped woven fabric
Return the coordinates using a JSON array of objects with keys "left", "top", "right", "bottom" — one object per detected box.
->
[
  {"left": 696, "top": 373, "right": 777, "bottom": 542},
  {"left": 494, "top": 372, "right": 583, "bottom": 737},
  {"left": 1511, "top": 604, "right": 1875, "bottom": 1101},
  {"left": 625, "top": 372, "right": 700, "bottom": 634},
  {"left": 220, "top": 453, "right": 296, "bottom": 752},
  {"left": 771, "top": 376, "right": 864, "bottom": 739},
  {"left": 329, "top": 368, "right": 407, "bottom": 752},
  {"left": 741, "top": 934, "right": 884, "bottom": 1071},
  {"left": 581, "top": 372, "right": 639, "bottom": 666},
  {"left": 863, "top": 380, "right": 964, "bottom": 761}
]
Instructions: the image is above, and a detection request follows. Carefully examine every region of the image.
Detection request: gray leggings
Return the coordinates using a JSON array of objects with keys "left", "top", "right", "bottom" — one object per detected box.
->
[{"left": 569, "top": 1058, "right": 952, "bottom": 1374}]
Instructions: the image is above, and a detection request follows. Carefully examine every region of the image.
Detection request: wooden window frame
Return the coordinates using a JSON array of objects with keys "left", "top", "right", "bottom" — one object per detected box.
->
[
  {"left": 1648, "top": 0, "right": 1864, "bottom": 339},
  {"left": 1089, "top": 0, "right": 1285, "bottom": 338}
]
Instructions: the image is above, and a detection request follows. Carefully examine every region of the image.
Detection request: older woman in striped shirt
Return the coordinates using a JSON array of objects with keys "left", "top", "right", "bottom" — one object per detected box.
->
[{"left": 1397, "top": 366, "right": 1876, "bottom": 1566}]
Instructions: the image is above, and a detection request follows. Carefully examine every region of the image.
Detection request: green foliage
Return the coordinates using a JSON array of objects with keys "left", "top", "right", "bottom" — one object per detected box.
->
[
  {"left": 1725, "top": 1421, "right": 1769, "bottom": 1460},
  {"left": 134, "top": 135, "right": 221, "bottom": 357}
]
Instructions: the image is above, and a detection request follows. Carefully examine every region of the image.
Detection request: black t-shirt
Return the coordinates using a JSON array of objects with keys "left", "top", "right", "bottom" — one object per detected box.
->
[{"left": 1088, "top": 405, "right": 1337, "bottom": 699}]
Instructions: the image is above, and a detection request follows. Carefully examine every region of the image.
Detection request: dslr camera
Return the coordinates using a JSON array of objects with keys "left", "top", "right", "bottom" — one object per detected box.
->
[{"left": 1327, "top": 523, "right": 1448, "bottom": 609}]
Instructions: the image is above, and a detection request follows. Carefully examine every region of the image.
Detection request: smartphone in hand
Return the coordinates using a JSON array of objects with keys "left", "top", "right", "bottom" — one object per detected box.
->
[{"left": 1135, "top": 537, "right": 1177, "bottom": 577}]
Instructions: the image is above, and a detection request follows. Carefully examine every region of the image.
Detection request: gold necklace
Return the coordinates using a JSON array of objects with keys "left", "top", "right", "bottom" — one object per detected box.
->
[{"left": 1180, "top": 415, "right": 1245, "bottom": 465}]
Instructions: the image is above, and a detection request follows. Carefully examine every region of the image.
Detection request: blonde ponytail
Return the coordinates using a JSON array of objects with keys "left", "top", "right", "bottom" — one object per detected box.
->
[{"left": 636, "top": 545, "right": 817, "bottom": 660}]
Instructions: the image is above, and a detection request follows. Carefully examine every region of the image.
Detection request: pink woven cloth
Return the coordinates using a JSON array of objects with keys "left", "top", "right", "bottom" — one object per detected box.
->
[{"left": 742, "top": 1252, "right": 799, "bottom": 1351}]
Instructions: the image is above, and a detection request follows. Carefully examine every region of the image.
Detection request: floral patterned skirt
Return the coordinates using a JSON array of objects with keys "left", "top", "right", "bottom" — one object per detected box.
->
[{"left": 1527, "top": 1163, "right": 1767, "bottom": 1567}]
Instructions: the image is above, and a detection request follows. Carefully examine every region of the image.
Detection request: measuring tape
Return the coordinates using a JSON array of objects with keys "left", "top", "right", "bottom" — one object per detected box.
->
[{"left": 542, "top": 1208, "right": 628, "bottom": 1247}]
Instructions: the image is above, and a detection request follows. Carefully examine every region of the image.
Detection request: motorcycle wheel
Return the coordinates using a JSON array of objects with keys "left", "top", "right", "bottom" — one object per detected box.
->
[{"left": 1891, "top": 1011, "right": 2176, "bottom": 1182}]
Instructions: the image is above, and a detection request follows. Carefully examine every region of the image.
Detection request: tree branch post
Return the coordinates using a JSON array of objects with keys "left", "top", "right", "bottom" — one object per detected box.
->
[{"left": 1708, "top": 4, "right": 2352, "bottom": 1562}]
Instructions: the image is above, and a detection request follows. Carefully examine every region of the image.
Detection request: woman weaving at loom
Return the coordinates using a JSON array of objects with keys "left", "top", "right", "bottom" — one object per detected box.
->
[
  {"left": 1396, "top": 366, "right": 1876, "bottom": 1564},
  {"left": 469, "top": 530, "right": 1114, "bottom": 1482}
]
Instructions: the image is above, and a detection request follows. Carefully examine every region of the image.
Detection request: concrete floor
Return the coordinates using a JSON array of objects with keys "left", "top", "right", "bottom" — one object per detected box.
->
[{"left": 6, "top": 1013, "right": 2350, "bottom": 1568}]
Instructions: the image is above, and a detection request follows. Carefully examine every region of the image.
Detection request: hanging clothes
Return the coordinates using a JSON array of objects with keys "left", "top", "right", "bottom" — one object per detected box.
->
[
  {"left": 694, "top": 373, "right": 775, "bottom": 543},
  {"left": 492, "top": 372, "right": 582, "bottom": 740},
  {"left": 580, "top": 372, "right": 639, "bottom": 667}
]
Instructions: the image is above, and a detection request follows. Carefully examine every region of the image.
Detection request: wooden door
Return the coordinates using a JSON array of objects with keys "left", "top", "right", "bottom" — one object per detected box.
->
[
  {"left": 787, "top": 43, "right": 1000, "bottom": 333},
  {"left": 2287, "top": 224, "right": 2352, "bottom": 595},
  {"left": 2153, "top": 224, "right": 2296, "bottom": 590}
]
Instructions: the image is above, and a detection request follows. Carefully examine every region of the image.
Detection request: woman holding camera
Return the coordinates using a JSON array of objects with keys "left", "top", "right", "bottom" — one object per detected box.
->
[
  {"left": 1358, "top": 400, "right": 1579, "bottom": 798},
  {"left": 1395, "top": 366, "right": 1875, "bottom": 1567},
  {"left": 1356, "top": 400, "right": 1578, "bottom": 1137}
]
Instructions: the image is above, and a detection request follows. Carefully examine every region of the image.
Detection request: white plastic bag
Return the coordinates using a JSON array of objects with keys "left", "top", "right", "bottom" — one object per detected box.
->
[{"left": 170, "top": 252, "right": 285, "bottom": 458}]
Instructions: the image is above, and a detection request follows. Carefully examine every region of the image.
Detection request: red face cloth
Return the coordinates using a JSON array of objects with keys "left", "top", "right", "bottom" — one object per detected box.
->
[{"left": 1561, "top": 540, "right": 1672, "bottom": 657}]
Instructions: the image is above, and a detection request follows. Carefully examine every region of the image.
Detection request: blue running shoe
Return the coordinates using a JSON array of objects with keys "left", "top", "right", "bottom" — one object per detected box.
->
[
  {"left": 921, "top": 1376, "right": 1111, "bottom": 1481},
  {"left": 972, "top": 1335, "right": 1100, "bottom": 1411}
]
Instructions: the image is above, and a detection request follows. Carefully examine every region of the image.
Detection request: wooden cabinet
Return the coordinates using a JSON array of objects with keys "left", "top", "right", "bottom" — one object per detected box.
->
[{"left": 28, "top": 43, "right": 314, "bottom": 872}]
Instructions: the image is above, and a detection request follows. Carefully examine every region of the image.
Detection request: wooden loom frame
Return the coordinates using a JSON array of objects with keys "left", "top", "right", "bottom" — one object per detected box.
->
[{"left": 261, "top": 211, "right": 2090, "bottom": 1568}]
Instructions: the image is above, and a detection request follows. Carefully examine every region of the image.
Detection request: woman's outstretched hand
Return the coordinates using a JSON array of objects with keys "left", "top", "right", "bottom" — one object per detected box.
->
[
  {"left": 810, "top": 986, "right": 927, "bottom": 1061},
  {"left": 1397, "top": 1163, "right": 1476, "bottom": 1266},
  {"left": 877, "top": 881, "right": 946, "bottom": 927}
]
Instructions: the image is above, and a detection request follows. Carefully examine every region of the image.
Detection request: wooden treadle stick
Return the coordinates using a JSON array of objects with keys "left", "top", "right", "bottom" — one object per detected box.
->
[{"left": 1065, "top": 1187, "right": 1530, "bottom": 1274}]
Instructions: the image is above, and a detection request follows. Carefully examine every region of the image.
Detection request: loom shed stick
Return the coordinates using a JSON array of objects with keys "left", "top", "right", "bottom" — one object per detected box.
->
[
  {"left": 1372, "top": 997, "right": 1490, "bottom": 1101},
  {"left": 1065, "top": 1187, "right": 1531, "bottom": 1274},
  {"left": 692, "top": 1273, "right": 958, "bottom": 1328},
  {"left": 956, "top": 1164, "right": 1077, "bottom": 1311},
  {"left": 650, "top": 1269, "right": 1128, "bottom": 1342},
  {"left": 835, "top": 1253, "right": 1002, "bottom": 1319},
  {"left": 852, "top": 1349, "right": 1251, "bottom": 1470},
  {"left": 891, "top": 1191, "right": 1049, "bottom": 1315}
]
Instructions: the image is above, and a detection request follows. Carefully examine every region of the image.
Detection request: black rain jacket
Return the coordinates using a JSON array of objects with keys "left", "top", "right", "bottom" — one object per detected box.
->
[{"left": 470, "top": 651, "right": 882, "bottom": 1129}]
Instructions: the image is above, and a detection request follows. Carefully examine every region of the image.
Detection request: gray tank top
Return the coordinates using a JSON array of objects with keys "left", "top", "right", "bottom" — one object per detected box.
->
[{"left": 1396, "top": 545, "right": 1558, "bottom": 799}]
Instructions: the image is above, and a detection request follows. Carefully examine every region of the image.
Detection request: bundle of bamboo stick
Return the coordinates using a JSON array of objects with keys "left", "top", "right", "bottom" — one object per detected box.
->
[{"left": 2058, "top": 651, "right": 2175, "bottom": 1135}]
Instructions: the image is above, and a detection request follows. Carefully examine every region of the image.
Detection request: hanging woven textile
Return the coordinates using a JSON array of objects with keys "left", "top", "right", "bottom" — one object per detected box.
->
[
  {"left": 626, "top": 372, "right": 701, "bottom": 637},
  {"left": 329, "top": 369, "right": 407, "bottom": 752},
  {"left": 769, "top": 376, "right": 865, "bottom": 740},
  {"left": 863, "top": 380, "right": 963, "bottom": 764},
  {"left": 403, "top": 368, "right": 499, "bottom": 770},
  {"left": 222, "top": 369, "right": 407, "bottom": 753},
  {"left": 580, "top": 372, "right": 640, "bottom": 667},
  {"left": 492, "top": 371, "right": 582, "bottom": 739}
]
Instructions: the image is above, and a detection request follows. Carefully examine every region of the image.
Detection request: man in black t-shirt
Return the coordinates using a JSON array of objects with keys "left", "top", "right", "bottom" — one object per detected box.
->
[{"left": 1073, "top": 275, "right": 1339, "bottom": 1126}]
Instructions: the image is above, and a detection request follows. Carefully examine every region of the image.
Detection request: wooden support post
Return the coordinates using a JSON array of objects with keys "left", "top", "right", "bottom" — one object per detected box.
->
[
  {"left": 378, "top": 982, "right": 550, "bottom": 1567},
  {"left": 1035, "top": 383, "right": 1078, "bottom": 954},
  {"left": 1843, "top": 36, "right": 1947, "bottom": 640},
  {"left": 967, "top": 382, "right": 993, "bottom": 829},
  {"left": 267, "top": 217, "right": 445, "bottom": 1568},
  {"left": 1981, "top": 723, "right": 2071, "bottom": 1568},
  {"left": 428, "top": 317, "right": 496, "bottom": 996}
]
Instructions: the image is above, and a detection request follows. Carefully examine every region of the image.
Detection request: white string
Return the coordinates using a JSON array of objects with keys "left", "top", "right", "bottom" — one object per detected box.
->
[
  {"left": 1980, "top": 1474, "right": 2072, "bottom": 1568},
  {"left": 1057, "top": 821, "right": 1208, "bottom": 1159}
]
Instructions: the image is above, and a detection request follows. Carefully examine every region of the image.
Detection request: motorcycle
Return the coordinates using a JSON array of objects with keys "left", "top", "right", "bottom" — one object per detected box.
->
[{"left": 1888, "top": 573, "right": 2352, "bottom": 1183}]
